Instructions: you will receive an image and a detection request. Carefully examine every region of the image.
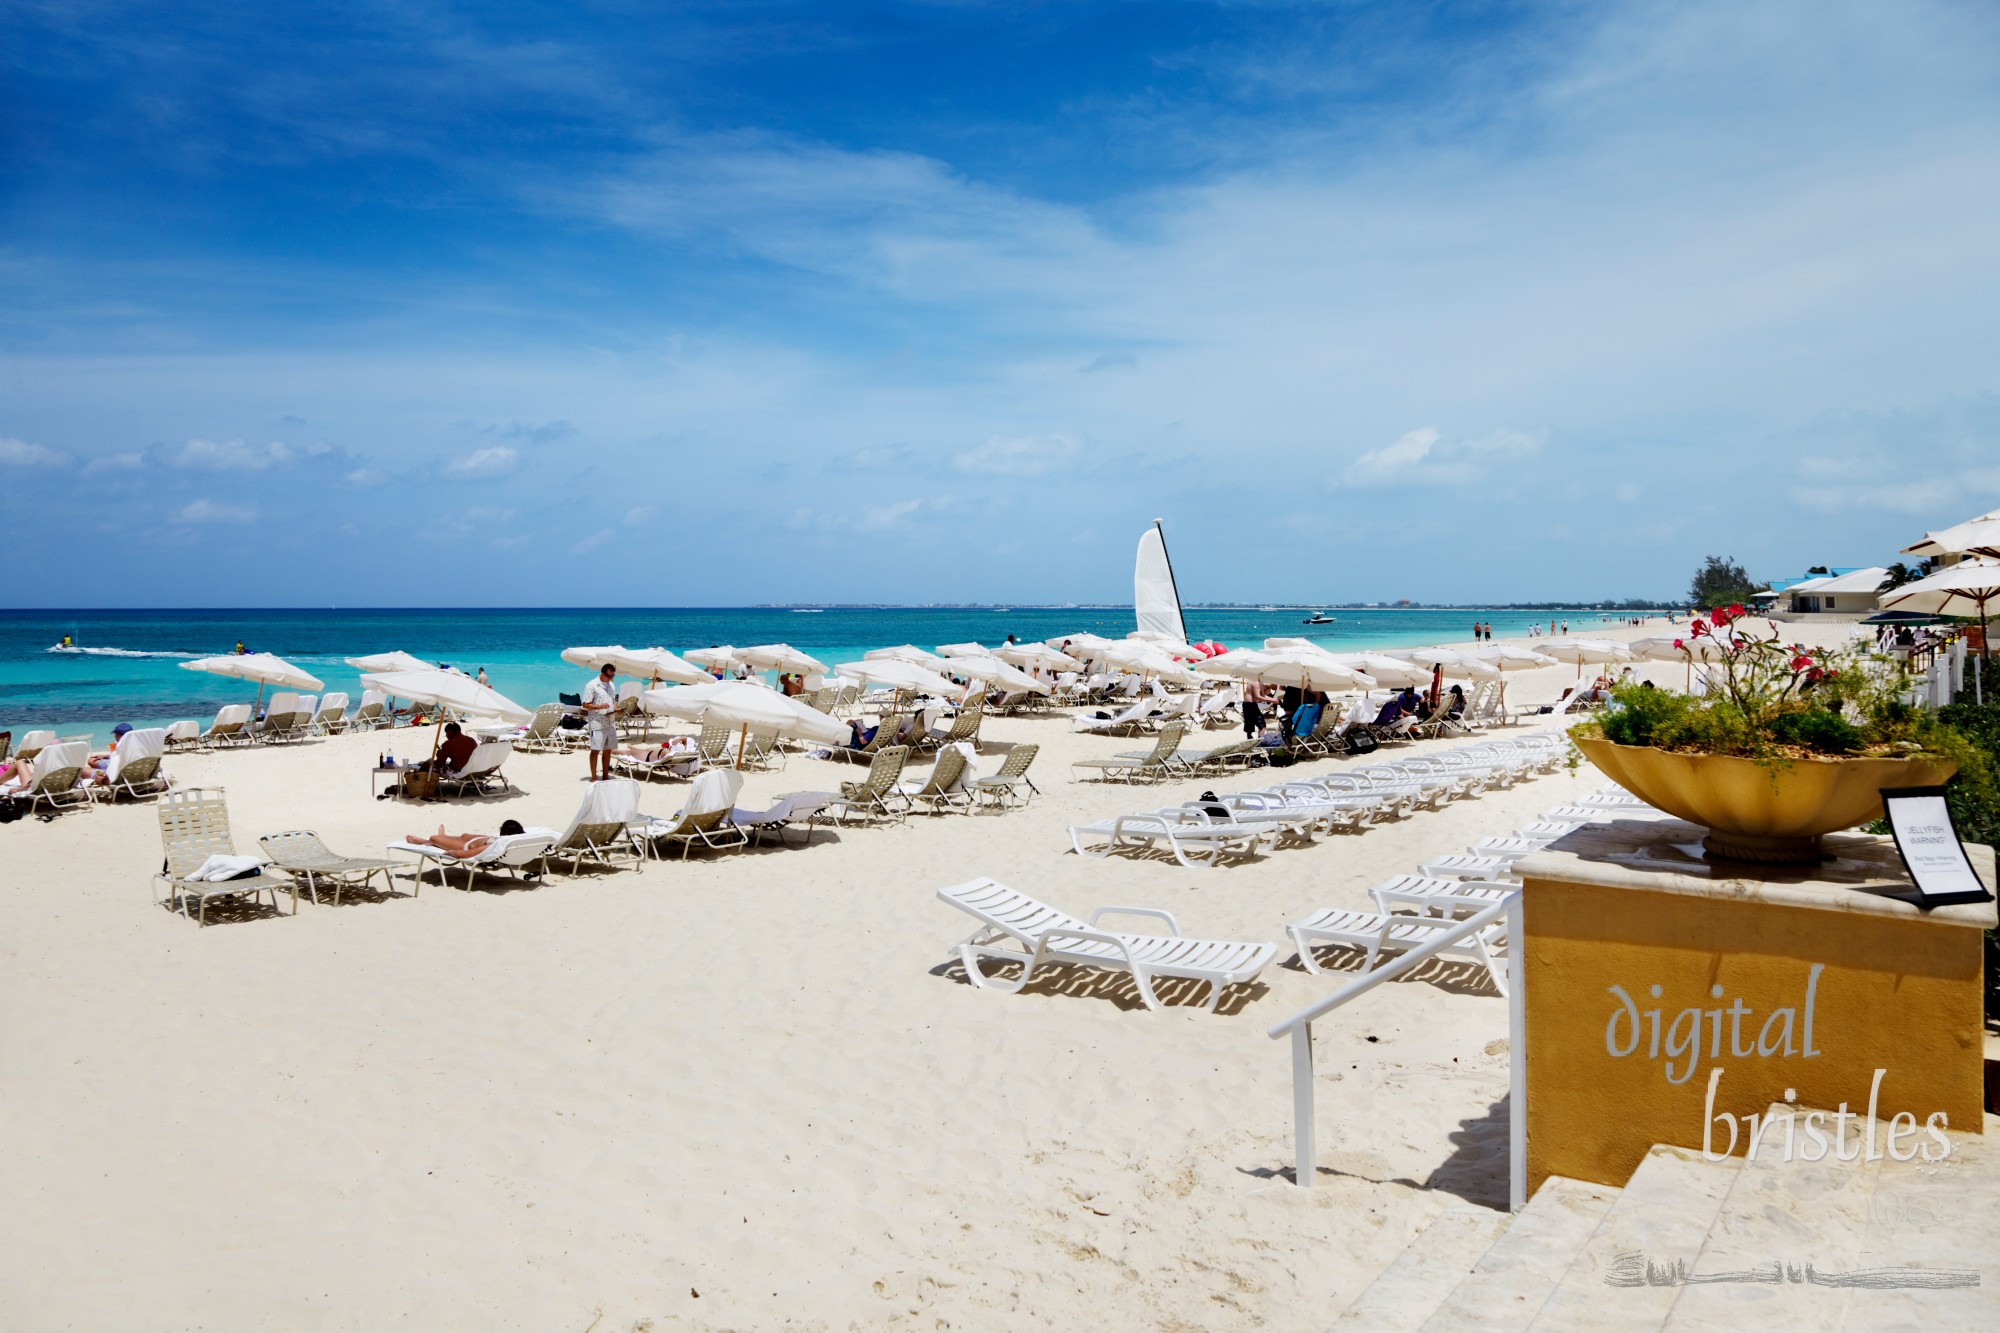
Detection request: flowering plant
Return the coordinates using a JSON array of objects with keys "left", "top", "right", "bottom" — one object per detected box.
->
[{"left": 1576, "top": 604, "right": 1974, "bottom": 764}]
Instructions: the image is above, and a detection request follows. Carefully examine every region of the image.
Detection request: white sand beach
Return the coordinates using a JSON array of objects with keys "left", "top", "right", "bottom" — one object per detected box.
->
[{"left": 2, "top": 621, "right": 1870, "bottom": 1330}]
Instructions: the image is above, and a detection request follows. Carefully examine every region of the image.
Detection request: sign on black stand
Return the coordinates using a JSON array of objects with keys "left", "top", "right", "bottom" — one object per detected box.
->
[{"left": 1879, "top": 785, "right": 1995, "bottom": 908}]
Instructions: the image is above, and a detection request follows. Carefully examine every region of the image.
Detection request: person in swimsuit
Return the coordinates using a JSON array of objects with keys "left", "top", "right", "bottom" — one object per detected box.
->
[{"left": 405, "top": 819, "right": 528, "bottom": 857}]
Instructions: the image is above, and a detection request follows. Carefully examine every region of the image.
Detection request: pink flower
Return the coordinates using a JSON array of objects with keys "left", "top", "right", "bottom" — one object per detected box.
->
[
  {"left": 1790, "top": 654, "right": 1815, "bottom": 672},
  {"left": 1689, "top": 619, "right": 1709, "bottom": 637},
  {"left": 1673, "top": 638, "right": 1685, "bottom": 650}
]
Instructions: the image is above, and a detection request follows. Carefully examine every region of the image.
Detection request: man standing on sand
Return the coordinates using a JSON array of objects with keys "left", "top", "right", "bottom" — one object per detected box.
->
[{"left": 581, "top": 662, "right": 618, "bottom": 780}]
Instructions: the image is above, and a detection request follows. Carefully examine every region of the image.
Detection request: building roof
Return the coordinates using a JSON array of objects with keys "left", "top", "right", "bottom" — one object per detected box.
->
[{"left": 1788, "top": 567, "right": 1889, "bottom": 596}]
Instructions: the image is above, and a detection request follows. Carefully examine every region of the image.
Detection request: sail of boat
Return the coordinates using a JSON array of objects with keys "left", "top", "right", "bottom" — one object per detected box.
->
[{"left": 1134, "top": 519, "right": 1188, "bottom": 643}]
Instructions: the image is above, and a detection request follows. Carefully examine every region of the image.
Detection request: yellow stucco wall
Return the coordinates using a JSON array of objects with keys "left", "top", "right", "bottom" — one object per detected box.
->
[{"left": 1523, "top": 876, "right": 1985, "bottom": 1193}]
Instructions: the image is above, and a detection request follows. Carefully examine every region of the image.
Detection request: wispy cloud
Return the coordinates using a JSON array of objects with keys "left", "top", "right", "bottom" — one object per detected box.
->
[
  {"left": 175, "top": 498, "right": 257, "bottom": 524},
  {"left": 953, "top": 433, "right": 1078, "bottom": 479},
  {"left": 1343, "top": 427, "right": 1541, "bottom": 488},
  {"left": 0, "top": 436, "right": 71, "bottom": 467},
  {"left": 443, "top": 445, "right": 519, "bottom": 478}
]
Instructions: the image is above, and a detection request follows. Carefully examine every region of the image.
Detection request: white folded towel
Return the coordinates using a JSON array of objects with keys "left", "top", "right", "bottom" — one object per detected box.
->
[{"left": 184, "top": 854, "right": 263, "bottom": 882}]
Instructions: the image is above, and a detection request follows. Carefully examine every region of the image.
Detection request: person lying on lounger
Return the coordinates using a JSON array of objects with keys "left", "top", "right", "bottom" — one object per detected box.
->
[
  {"left": 845, "top": 720, "right": 879, "bottom": 750},
  {"left": 616, "top": 737, "right": 698, "bottom": 763},
  {"left": 404, "top": 819, "right": 527, "bottom": 858}
]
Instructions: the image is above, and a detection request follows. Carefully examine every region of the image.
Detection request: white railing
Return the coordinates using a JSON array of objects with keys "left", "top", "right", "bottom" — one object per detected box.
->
[{"left": 1267, "top": 893, "right": 1527, "bottom": 1210}]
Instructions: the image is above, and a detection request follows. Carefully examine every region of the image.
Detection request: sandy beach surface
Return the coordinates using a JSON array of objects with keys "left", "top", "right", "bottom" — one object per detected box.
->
[{"left": 1, "top": 620, "right": 1863, "bottom": 1330}]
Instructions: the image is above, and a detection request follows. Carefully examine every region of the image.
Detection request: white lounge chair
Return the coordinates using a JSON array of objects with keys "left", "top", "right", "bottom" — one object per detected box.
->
[
  {"left": 155, "top": 787, "right": 293, "bottom": 924},
  {"left": 540, "top": 778, "right": 644, "bottom": 873},
  {"left": 93, "top": 727, "right": 170, "bottom": 802},
  {"left": 938, "top": 877, "right": 1276, "bottom": 1012},
  {"left": 199, "top": 704, "right": 254, "bottom": 748},
  {"left": 1073, "top": 698, "right": 1165, "bottom": 736},
  {"left": 387, "top": 827, "right": 559, "bottom": 892},
  {"left": 1288, "top": 902, "right": 1510, "bottom": 993},
  {"left": 309, "top": 692, "right": 349, "bottom": 735},
  {"left": 730, "top": 790, "right": 835, "bottom": 846},
  {"left": 350, "top": 691, "right": 389, "bottom": 731},
  {"left": 1070, "top": 723, "right": 1186, "bottom": 783},
  {"left": 1068, "top": 809, "right": 1274, "bottom": 868},
  {"left": 437, "top": 739, "right": 512, "bottom": 796},
  {"left": 164, "top": 719, "right": 202, "bottom": 751},
  {"left": 1418, "top": 853, "right": 1523, "bottom": 881},
  {"left": 1368, "top": 874, "right": 1516, "bottom": 918},
  {"left": 634, "top": 769, "right": 749, "bottom": 859},
  {"left": 8, "top": 740, "right": 91, "bottom": 812}
]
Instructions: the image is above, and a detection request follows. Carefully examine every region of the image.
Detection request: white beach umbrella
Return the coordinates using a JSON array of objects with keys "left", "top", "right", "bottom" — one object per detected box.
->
[
  {"left": 865, "top": 644, "right": 951, "bottom": 671},
  {"left": 358, "top": 669, "right": 534, "bottom": 725},
  {"left": 683, "top": 646, "right": 741, "bottom": 670},
  {"left": 1218, "top": 648, "right": 1373, "bottom": 692},
  {"left": 1193, "top": 649, "right": 1270, "bottom": 680},
  {"left": 1537, "top": 638, "right": 1635, "bottom": 676},
  {"left": 1128, "top": 630, "right": 1200, "bottom": 658},
  {"left": 1331, "top": 653, "right": 1433, "bottom": 689},
  {"left": 1097, "top": 640, "right": 1202, "bottom": 684},
  {"left": 1472, "top": 645, "right": 1560, "bottom": 671},
  {"left": 1902, "top": 508, "right": 2000, "bottom": 562},
  {"left": 361, "top": 667, "right": 534, "bottom": 764},
  {"left": 737, "top": 643, "right": 828, "bottom": 675},
  {"left": 998, "top": 642, "right": 1083, "bottom": 671},
  {"left": 934, "top": 641, "right": 990, "bottom": 658},
  {"left": 1046, "top": 632, "right": 1114, "bottom": 660},
  {"left": 836, "top": 658, "right": 960, "bottom": 698},
  {"left": 182, "top": 653, "right": 325, "bottom": 714},
  {"left": 1387, "top": 647, "right": 1503, "bottom": 680},
  {"left": 1881, "top": 557, "right": 2000, "bottom": 700},
  {"left": 946, "top": 654, "right": 1051, "bottom": 695},
  {"left": 561, "top": 645, "right": 710, "bottom": 685},
  {"left": 642, "top": 681, "right": 850, "bottom": 767},
  {"left": 345, "top": 650, "right": 436, "bottom": 674}
]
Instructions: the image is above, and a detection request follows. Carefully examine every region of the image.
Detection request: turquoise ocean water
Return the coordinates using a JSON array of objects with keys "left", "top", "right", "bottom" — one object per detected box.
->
[{"left": 2, "top": 607, "right": 1634, "bottom": 742}]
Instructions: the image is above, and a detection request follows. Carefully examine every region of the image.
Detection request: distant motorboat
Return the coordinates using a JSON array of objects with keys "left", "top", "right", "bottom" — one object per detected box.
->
[
  {"left": 790, "top": 608, "right": 823, "bottom": 613},
  {"left": 1302, "top": 612, "right": 1336, "bottom": 625}
]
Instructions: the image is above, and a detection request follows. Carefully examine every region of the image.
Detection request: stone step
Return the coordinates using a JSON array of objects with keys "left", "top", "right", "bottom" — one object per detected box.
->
[
  {"left": 1527, "top": 1145, "right": 1740, "bottom": 1331},
  {"left": 1418, "top": 1175, "right": 1618, "bottom": 1331},
  {"left": 1333, "top": 1204, "right": 1511, "bottom": 1331},
  {"left": 1664, "top": 1102, "right": 1884, "bottom": 1331},
  {"left": 1842, "top": 1110, "right": 2000, "bottom": 1331}
]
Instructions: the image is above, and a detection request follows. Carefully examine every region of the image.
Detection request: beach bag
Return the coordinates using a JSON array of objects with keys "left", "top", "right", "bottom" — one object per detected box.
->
[
  {"left": 401, "top": 770, "right": 440, "bottom": 800},
  {"left": 559, "top": 692, "right": 582, "bottom": 706},
  {"left": 1345, "top": 731, "right": 1379, "bottom": 756},
  {"left": 1197, "top": 791, "right": 1230, "bottom": 819},
  {"left": 1267, "top": 750, "right": 1297, "bottom": 768}
]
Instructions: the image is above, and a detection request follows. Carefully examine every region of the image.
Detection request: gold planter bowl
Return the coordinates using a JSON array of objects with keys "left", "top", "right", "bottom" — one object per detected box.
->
[{"left": 1572, "top": 735, "right": 1957, "bottom": 864}]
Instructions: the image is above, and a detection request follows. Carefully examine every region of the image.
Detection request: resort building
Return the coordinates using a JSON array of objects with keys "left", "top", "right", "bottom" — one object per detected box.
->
[{"left": 1760, "top": 566, "right": 1892, "bottom": 621}]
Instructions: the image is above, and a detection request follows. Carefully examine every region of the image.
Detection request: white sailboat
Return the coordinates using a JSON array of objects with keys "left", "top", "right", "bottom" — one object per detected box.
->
[{"left": 1134, "top": 519, "right": 1189, "bottom": 643}]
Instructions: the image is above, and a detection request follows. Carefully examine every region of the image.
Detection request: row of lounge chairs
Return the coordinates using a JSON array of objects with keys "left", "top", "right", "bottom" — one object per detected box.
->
[
  {"left": 153, "top": 691, "right": 404, "bottom": 753},
  {"left": 939, "top": 779, "right": 1654, "bottom": 1011},
  {"left": 2, "top": 728, "right": 174, "bottom": 814},
  {"left": 1068, "top": 734, "right": 1569, "bottom": 868}
]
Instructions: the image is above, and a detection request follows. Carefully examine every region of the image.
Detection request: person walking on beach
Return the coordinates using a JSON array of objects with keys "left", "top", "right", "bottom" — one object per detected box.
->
[{"left": 581, "top": 662, "right": 618, "bottom": 781}]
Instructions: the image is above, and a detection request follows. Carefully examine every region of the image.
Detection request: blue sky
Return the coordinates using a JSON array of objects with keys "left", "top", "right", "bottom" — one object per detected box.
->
[{"left": 4, "top": 0, "right": 1999, "bottom": 607}]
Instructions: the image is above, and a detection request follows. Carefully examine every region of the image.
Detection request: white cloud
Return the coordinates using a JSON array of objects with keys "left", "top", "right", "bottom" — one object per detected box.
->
[
  {"left": 0, "top": 436, "right": 70, "bottom": 467},
  {"left": 623, "top": 505, "right": 656, "bottom": 526},
  {"left": 1343, "top": 427, "right": 1541, "bottom": 488},
  {"left": 859, "top": 498, "right": 925, "bottom": 531},
  {"left": 444, "top": 446, "right": 519, "bottom": 478},
  {"left": 952, "top": 433, "right": 1078, "bottom": 478},
  {"left": 570, "top": 528, "right": 616, "bottom": 554},
  {"left": 172, "top": 437, "right": 296, "bottom": 471},
  {"left": 175, "top": 498, "right": 257, "bottom": 524},
  {"left": 344, "top": 467, "right": 387, "bottom": 487}
]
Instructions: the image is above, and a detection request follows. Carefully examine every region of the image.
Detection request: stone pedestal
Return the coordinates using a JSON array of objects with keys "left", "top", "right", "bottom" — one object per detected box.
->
[{"left": 1515, "top": 820, "right": 1995, "bottom": 1193}]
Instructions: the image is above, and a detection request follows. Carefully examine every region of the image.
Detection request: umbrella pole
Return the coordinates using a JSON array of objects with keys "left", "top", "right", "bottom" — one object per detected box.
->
[{"left": 736, "top": 724, "right": 748, "bottom": 770}]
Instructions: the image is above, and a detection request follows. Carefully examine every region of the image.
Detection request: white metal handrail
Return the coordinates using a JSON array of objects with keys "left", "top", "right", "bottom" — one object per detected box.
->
[{"left": 1267, "top": 892, "right": 1526, "bottom": 1210}]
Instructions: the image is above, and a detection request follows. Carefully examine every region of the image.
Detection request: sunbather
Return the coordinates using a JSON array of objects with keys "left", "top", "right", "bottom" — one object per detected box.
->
[
  {"left": 403, "top": 818, "right": 527, "bottom": 858},
  {"left": 80, "top": 723, "right": 134, "bottom": 786},
  {"left": 617, "top": 737, "right": 698, "bottom": 763},
  {"left": 845, "top": 720, "right": 879, "bottom": 749},
  {"left": 416, "top": 722, "right": 479, "bottom": 775}
]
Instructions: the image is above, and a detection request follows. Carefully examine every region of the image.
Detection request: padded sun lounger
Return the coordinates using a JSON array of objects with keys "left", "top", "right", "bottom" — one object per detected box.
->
[
  {"left": 938, "top": 877, "right": 1276, "bottom": 1012},
  {"left": 1067, "top": 809, "right": 1273, "bottom": 868},
  {"left": 388, "top": 828, "right": 559, "bottom": 891}
]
